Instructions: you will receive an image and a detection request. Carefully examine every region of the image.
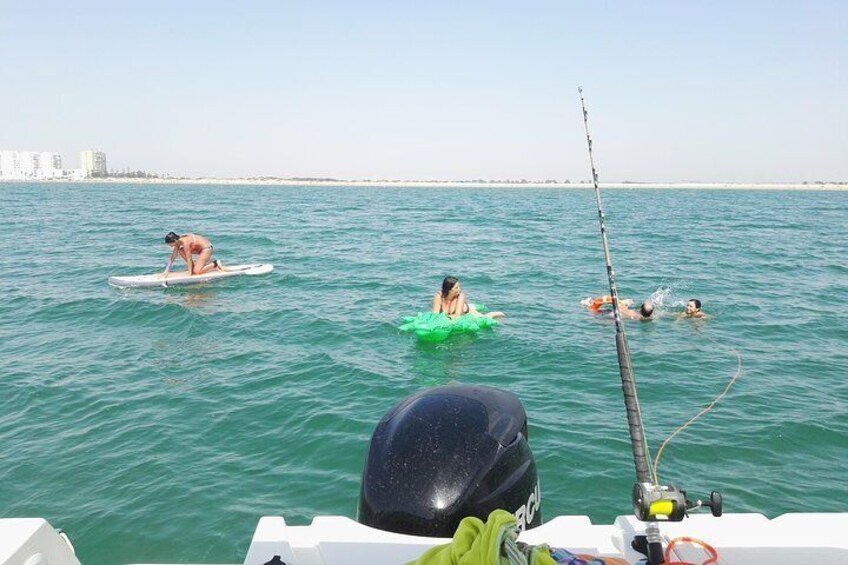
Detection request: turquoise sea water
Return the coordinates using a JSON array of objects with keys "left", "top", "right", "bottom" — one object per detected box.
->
[{"left": 1, "top": 183, "right": 847, "bottom": 564}]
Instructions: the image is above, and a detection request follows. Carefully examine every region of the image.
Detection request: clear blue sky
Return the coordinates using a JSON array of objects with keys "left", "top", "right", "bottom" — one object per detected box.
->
[{"left": 1, "top": 1, "right": 845, "bottom": 182}]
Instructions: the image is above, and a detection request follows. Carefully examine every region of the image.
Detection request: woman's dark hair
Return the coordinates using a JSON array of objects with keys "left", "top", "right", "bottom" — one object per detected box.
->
[
  {"left": 165, "top": 232, "right": 180, "bottom": 243},
  {"left": 441, "top": 276, "right": 459, "bottom": 297},
  {"left": 689, "top": 299, "right": 702, "bottom": 309},
  {"left": 640, "top": 302, "right": 654, "bottom": 318}
]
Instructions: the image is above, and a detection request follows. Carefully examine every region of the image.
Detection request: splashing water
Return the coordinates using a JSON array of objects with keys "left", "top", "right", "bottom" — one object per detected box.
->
[{"left": 649, "top": 282, "right": 689, "bottom": 310}]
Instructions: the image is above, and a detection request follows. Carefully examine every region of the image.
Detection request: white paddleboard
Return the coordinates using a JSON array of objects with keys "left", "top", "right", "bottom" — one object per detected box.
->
[{"left": 108, "top": 264, "right": 274, "bottom": 288}]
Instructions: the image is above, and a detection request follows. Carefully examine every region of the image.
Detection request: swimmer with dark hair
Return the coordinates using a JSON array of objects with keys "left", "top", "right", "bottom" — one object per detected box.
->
[
  {"left": 680, "top": 298, "right": 707, "bottom": 318},
  {"left": 431, "top": 276, "right": 505, "bottom": 320},
  {"left": 636, "top": 301, "right": 655, "bottom": 319}
]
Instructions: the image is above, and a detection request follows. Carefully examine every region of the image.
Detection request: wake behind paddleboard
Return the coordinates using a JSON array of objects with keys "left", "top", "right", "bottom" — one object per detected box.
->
[{"left": 108, "top": 264, "right": 274, "bottom": 288}]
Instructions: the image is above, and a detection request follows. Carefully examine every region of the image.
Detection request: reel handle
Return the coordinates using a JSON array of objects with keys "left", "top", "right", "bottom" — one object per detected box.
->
[
  {"left": 704, "top": 491, "right": 723, "bottom": 517},
  {"left": 686, "top": 491, "right": 723, "bottom": 517}
]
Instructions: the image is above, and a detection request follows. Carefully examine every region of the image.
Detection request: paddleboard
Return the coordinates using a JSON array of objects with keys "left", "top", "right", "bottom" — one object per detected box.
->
[{"left": 108, "top": 264, "right": 274, "bottom": 288}]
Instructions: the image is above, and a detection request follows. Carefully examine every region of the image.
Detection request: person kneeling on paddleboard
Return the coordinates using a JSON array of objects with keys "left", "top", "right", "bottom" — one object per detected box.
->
[
  {"left": 164, "top": 232, "right": 223, "bottom": 275},
  {"left": 431, "top": 276, "right": 505, "bottom": 320}
]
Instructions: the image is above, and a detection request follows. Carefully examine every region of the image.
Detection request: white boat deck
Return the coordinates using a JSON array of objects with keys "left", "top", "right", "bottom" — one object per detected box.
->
[
  {"left": 239, "top": 512, "right": 848, "bottom": 565},
  {"left": 0, "top": 519, "right": 79, "bottom": 565},
  {"left": 4, "top": 513, "right": 848, "bottom": 565}
]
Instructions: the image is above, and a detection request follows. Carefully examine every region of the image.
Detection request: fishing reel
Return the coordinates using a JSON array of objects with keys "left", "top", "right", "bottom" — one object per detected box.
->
[{"left": 632, "top": 483, "right": 723, "bottom": 522}]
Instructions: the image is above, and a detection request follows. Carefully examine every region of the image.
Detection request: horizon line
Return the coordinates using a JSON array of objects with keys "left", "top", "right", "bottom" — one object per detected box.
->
[{"left": 2, "top": 177, "right": 846, "bottom": 189}]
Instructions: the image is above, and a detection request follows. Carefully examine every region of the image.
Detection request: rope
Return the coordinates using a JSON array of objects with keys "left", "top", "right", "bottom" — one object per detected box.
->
[
  {"left": 652, "top": 339, "right": 743, "bottom": 485},
  {"left": 664, "top": 536, "right": 720, "bottom": 565}
]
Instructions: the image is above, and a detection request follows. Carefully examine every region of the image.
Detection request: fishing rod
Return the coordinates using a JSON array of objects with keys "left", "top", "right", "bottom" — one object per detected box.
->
[
  {"left": 578, "top": 86, "right": 652, "bottom": 485},
  {"left": 577, "top": 88, "right": 722, "bottom": 565}
]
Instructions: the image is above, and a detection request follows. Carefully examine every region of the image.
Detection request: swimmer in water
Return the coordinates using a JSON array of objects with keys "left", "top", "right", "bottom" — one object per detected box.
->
[
  {"left": 583, "top": 295, "right": 654, "bottom": 320},
  {"left": 679, "top": 298, "right": 707, "bottom": 319},
  {"left": 431, "top": 276, "right": 505, "bottom": 320},
  {"left": 163, "top": 232, "right": 223, "bottom": 275}
]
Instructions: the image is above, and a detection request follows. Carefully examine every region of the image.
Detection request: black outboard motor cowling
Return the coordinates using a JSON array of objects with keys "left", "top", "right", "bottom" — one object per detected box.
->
[{"left": 358, "top": 385, "right": 541, "bottom": 537}]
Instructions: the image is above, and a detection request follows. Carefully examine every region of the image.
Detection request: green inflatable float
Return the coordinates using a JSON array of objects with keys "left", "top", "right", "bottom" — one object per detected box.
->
[{"left": 399, "top": 305, "right": 499, "bottom": 342}]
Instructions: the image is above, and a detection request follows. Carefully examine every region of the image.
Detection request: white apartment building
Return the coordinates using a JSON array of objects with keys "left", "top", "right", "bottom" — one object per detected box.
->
[
  {"left": 0, "top": 151, "right": 21, "bottom": 177},
  {"left": 0, "top": 150, "right": 63, "bottom": 179},
  {"left": 80, "top": 150, "right": 107, "bottom": 177}
]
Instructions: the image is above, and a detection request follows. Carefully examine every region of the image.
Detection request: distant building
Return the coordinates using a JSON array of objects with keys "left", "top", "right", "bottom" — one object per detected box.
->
[
  {"left": 80, "top": 150, "right": 107, "bottom": 177},
  {"left": 19, "top": 152, "right": 41, "bottom": 177},
  {"left": 32, "top": 152, "right": 63, "bottom": 178},
  {"left": 0, "top": 151, "right": 21, "bottom": 177},
  {"left": 46, "top": 152, "right": 62, "bottom": 171},
  {"left": 0, "top": 150, "right": 63, "bottom": 179}
]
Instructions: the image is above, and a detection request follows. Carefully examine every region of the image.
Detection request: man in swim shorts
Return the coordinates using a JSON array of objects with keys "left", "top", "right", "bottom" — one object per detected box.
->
[
  {"left": 583, "top": 295, "right": 654, "bottom": 320},
  {"left": 163, "top": 232, "right": 223, "bottom": 275}
]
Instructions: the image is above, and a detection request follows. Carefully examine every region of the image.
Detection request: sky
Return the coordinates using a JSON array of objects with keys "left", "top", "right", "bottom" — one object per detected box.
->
[{"left": 1, "top": 1, "right": 845, "bottom": 182}]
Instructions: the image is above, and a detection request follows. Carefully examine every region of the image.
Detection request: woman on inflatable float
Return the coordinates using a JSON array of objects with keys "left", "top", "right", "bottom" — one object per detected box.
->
[{"left": 432, "top": 276, "right": 505, "bottom": 320}]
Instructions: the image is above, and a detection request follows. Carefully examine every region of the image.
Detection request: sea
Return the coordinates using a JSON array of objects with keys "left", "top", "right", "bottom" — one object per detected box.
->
[{"left": 1, "top": 182, "right": 846, "bottom": 564}]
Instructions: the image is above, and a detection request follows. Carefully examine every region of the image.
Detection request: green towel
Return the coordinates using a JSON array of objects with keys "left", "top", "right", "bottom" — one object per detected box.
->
[{"left": 406, "top": 510, "right": 555, "bottom": 565}]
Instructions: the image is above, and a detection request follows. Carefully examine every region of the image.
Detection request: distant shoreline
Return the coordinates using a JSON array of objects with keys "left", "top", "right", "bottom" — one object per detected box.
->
[{"left": 1, "top": 178, "right": 846, "bottom": 190}]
